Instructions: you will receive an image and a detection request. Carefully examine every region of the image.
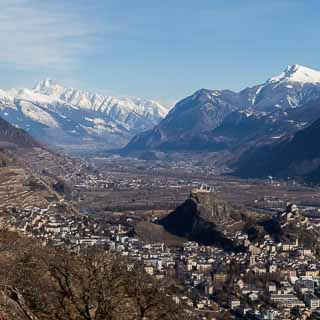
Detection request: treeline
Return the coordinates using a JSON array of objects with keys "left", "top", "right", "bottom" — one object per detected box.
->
[{"left": 0, "top": 231, "right": 193, "bottom": 320}]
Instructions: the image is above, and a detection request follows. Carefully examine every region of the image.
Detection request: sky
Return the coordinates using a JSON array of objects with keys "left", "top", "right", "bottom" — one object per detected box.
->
[{"left": 0, "top": 0, "right": 320, "bottom": 107}]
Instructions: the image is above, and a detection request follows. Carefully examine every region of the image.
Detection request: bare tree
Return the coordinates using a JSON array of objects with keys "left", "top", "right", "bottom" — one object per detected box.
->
[{"left": 0, "top": 231, "right": 193, "bottom": 320}]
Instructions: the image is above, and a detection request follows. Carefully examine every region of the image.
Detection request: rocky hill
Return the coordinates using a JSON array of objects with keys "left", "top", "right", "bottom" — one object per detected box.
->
[
  {"left": 158, "top": 191, "right": 244, "bottom": 250},
  {"left": 158, "top": 189, "right": 320, "bottom": 253},
  {"left": 244, "top": 203, "right": 320, "bottom": 251}
]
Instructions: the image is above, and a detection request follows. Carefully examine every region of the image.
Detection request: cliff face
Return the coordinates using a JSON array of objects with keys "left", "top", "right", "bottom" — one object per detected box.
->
[
  {"left": 158, "top": 193, "right": 242, "bottom": 250},
  {"left": 191, "top": 192, "right": 240, "bottom": 223}
]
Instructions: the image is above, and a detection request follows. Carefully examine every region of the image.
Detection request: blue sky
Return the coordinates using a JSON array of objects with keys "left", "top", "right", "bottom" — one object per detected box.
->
[{"left": 1, "top": 0, "right": 319, "bottom": 106}]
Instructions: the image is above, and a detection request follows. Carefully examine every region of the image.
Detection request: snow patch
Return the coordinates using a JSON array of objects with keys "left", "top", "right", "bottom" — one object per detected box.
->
[
  {"left": 268, "top": 64, "right": 320, "bottom": 84},
  {"left": 19, "top": 101, "right": 59, "bottom": 128}
]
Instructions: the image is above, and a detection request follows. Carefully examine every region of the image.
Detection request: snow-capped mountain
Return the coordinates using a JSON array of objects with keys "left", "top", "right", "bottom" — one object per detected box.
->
[
  {"left": 242, "top": 64, "right": 320, "bottom": 111},
  {"left": 33, "top": 79, "right": 167, "bottom": 122},
  {"left": 0, "top": 80, "right": 168, "bottom": 153},
  {"left": 267, "top": 64, "right": 320, "bottom": 84},
  {"left": 122, "top": 64, "right": 320, "bottom": 155}
]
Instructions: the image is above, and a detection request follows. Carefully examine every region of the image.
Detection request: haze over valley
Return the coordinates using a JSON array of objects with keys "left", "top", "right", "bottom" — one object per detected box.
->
[{"left": 1, "top": 1, "right": 320, "bottom": 319}]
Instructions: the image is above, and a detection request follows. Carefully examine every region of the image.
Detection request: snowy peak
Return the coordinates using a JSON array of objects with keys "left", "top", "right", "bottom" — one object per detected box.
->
[
  {"left": 0, "top": 79, "right": 169, "bottom": 152},
  {"left": 33, "top": 79, "right": 70, "bottom": 98},
  {"left": 33, "top": 78, "right": 56, "bottom": 91},
  {"left": 267, "top": 64, "right": 320, "bottom": 84},
  {"left": 33, "top": 79, "right": 168, "bottom": 118}
]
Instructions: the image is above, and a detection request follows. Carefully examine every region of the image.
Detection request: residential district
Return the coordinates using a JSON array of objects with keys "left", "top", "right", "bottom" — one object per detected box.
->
[{"left": 4, "top": 201, "right": 320, "bottom": 320}]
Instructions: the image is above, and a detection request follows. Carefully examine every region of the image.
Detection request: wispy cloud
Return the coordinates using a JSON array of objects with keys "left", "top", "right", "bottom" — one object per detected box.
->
[{"left": 0, "top": 0, "right": 102, "bottom": 72}]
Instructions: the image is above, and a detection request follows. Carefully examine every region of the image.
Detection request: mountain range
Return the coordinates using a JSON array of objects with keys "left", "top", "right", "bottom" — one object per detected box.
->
[
  {"left": 1, "top": 64, "right": 320, "bottom": 182},
  {"left": 0, "top": 80, "right": 168, "bottom": 153},
  {"left": 120, "top": 64, "right": 320, "bottom": 182},
  {"left": 122, "top": 64, "right": 320, "bottom": 154}
]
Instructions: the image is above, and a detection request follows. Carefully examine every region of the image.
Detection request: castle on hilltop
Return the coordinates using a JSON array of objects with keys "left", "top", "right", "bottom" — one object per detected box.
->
[{"left": 192, "top": 184, "right": 214, "bottom": 194}]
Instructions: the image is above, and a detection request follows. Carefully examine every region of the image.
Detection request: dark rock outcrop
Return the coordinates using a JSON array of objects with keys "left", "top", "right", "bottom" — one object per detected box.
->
[{"left": 159, "top": 192, "right": 242, "bottom": 251}]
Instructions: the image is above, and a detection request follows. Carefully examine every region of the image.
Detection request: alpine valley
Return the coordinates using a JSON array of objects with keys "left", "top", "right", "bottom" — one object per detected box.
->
[{"left": 2, "top": 64, "right": 320, "bottom": 183}]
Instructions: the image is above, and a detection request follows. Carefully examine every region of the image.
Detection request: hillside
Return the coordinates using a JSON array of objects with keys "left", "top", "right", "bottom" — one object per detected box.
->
[
  {"left": 244, "top": 203, "right": 320, "bottom": 252},
  {"left": 0, "top": 116, "right": 81, "bottom": 217},
  {"left": 232, "top": 116, "right": 320, "bottom": 182},
  {"left": 0, "top": 116, "right": 40, "bottom": 149}
]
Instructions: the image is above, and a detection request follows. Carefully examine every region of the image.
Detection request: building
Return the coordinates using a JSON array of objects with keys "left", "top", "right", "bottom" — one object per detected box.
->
[
  {"left": 144, "top": 266, "right": 154, "bottom": 275},
  {"left": 229, "top": 298, "right": 241, "bottom": 310},
  {"left": 295, "top": 279, "right": 315, "bottom": 294},
  {"left": 212, "top": 270, "right": 228, "bottom": 283},
  {"left": 270, "top": 292, "right": 304, "bottom": 308},
  {"left": 268, "top": 283, "right": 277, "bottom": 293},
  {"left": 268, "top": 264, "right": 277, "bottom": 273},
  {"left": 304, "top": 293, "right": 320, "bottom": 310},
  {"left": 282, "top": 239, "right": 299, "bottom": 252}
]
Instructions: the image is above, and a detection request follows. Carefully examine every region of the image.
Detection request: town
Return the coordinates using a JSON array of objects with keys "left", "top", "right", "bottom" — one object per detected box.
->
[
  {"left": 5, "top": 193, "right": 320, "bottom": 320},
  {"left": 3, "top": 148, "right": 320, "bottom": 319}
]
